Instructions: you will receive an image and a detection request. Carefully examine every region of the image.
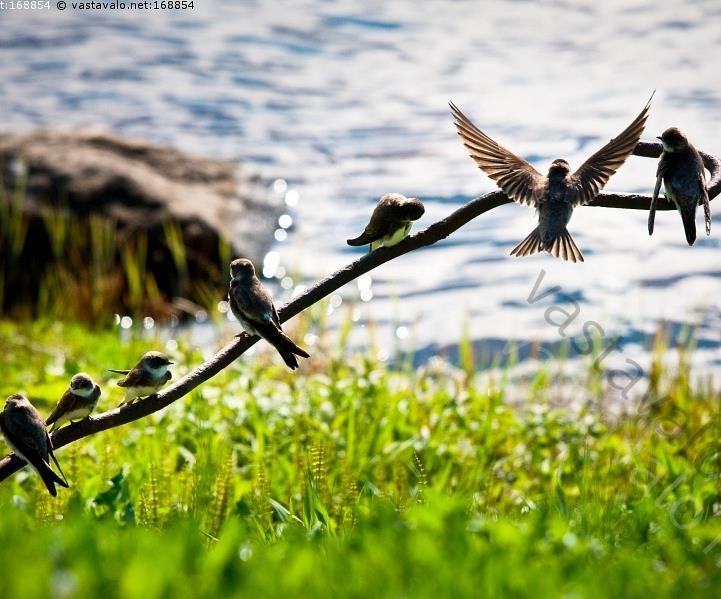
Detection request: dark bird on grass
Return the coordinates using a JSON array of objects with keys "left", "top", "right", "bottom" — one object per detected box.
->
[
  {"left": 228, "top": 258, "right": 309, "bottom": 370},
  {"left": 109, "top": 351, "right": 173, "bottom": 406},
  {"left": 347, "top": 193, "right": 425, "bottom": 251},
  {"left": 648, "top": 126, "right": 710, "bottom": 245},
  {"left": 0, "top": 394, "right": 69, "bottom": 496},
  {"left": 450, "top": 95, "right": 653, "bottom": 262},
  {"left": 46, "top": 373, "right": 101, "bottom": 432}
]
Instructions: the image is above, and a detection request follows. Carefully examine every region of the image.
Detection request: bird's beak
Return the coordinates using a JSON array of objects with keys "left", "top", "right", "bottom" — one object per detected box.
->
[
  {"left": 168, "top": 362, "right": 174, "bottom": 365},
  {"left": 656, "top": 136, "right": 662, "bottom": 140}
]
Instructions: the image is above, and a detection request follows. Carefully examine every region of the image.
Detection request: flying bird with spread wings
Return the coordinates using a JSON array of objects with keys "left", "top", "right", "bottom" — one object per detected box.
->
[{"left": 450, "top": 95, "right": 653, "bottom": 262}]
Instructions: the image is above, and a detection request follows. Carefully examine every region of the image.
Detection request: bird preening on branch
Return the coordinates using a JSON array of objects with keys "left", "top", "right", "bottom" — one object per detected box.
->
[{"left": 1, "top": 98, "right": 720, "bottom": 493}]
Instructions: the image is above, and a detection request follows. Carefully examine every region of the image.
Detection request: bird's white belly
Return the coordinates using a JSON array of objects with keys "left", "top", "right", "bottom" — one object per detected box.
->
[
  {"left": 371, "top": 222, "right": 412, "bottom": 250},
  {"left": 56, "top": 407, "right": 93, "bottom": 425},
  {"left": 126, "top": 385, "right": 159, "bottom": 399}
]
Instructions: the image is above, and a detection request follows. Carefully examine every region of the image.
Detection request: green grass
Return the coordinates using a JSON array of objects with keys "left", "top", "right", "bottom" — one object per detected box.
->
[{"left": 1, "top": 319, "right": 721, "bottom": 598}]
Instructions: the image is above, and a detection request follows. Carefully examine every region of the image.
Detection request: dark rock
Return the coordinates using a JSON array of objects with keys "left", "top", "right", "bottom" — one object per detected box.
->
[{"left": 0, "top": 128, "right": 282, "bottom": 319}]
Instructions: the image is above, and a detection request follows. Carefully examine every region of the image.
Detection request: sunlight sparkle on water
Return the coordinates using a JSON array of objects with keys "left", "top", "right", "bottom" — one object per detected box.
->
[
  {"left": 357, "top": 274, "right": 372, "bottom": 290},
  {"left": 272, "top": 178, "right": 287, "bottom": 194},
  {"left": 284, "top": 190, "right": 299, "bottom": 207},
  {"left": 263, "top": 251, "right": 280, "bottom": 278}
]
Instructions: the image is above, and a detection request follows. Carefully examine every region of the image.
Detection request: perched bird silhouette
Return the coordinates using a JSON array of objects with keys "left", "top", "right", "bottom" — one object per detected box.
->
[
  {"left": 46, "top": 373, "right": 101, "bottom": 432},
  {"left": 648, "top": 126, "right": 711, "bottom": 245},
  {"left": 109, "top": 351, "right": 173, "bottom": 406},
  {"left": 0, "top": 393, "right": 69, "bottom": 496},
  {"left": 228, "top": 258, "right": 309, "bottom": 370},
  {"left": 450, "top": 95, "right": 653, "bottom": 262},
  {"left": 347, "top": 193, "right": 425, "bottom": 251}
]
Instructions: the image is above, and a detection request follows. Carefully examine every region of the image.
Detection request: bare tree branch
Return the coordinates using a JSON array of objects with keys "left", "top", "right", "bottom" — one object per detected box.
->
[{"left": 1, "top": 140, "right": 719, "bottom": 485}]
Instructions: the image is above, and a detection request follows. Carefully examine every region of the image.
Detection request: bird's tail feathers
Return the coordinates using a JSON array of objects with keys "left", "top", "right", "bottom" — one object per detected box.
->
[
  {"left": 510, "top": 228, "right": 544, "bottom": 258},
  {"left": 511, "top": 227, "right": 584, "bottom": 263},
  {"left": 31, "top": 456, "right": 68, "bottom": 497},
  {"left": 254, "top": 321, "right": 310, "bottom": 370},
  {"left": 347, "top": 232, "right": 372, "bottom": 246},
  {"left": 680, "top": 207, "right": 697, "bottom": 246},
  {"left": 548, "top": 228, "right": 584, "bottom": 263},
  {"left": 47, "top": 437, "right": 69, "bottom": 488},
  {"left": 107, "top": 369, "right": 130, "bottom": 375}
]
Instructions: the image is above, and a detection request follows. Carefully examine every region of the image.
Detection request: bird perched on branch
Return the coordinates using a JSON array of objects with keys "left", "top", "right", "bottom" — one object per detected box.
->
[
  {"left": 347, "top": 193, "right": 425, "bottom": 251},
  {"left": 0, "top": 394, "right": 69, "bottom": 496},
  {"left": 110, "top": 351, "right": 173, "bottom": 406},
  {"left": 450, "top": 95, "right": 653, "bottom": 262},
  {"left": 228, "top": 258, "right": 309, "bottom": 370},
  {"left": 46, "top": 372, "right": 101, "bottom": 432},
  {"left": 648, "top": 127, "right": 711, "bottom": 245}
]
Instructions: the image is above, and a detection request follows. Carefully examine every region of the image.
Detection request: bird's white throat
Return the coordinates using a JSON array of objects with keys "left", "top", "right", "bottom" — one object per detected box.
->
[
  {"left": 73, "top": 386, "right": 95, "bottom": 397},
  {"left": 145, "top": 365, "right": 168, "bottom": 378}
]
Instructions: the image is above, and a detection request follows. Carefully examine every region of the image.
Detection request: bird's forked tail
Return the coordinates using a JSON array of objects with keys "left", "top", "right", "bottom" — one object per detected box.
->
[{"left": 510, "top": 227, "right": 584, "bottom": 263}]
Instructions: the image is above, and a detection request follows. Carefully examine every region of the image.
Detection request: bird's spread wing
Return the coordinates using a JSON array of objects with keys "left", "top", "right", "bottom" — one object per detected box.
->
[
  {"left": 450, "top": 101, "right": 544, "bottom": 206},
  {"left": 571, "top": 95, "right": 652, "bottom": 206}
]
